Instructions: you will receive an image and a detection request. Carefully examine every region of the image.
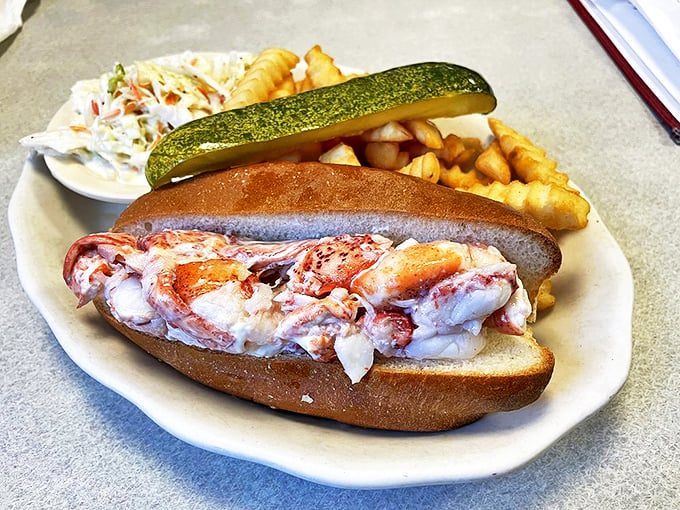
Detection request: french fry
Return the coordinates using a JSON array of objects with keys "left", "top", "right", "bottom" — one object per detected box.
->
[
  {"left": 395, "top": 152, "right": 440, "bottom": 183},
  {"left": 404, "top": 133, "right": 469, "bottom": 169},
  {"left": 295, "top": 75, "right": 313, "bottom": 93},
  {"left": 462, "top": 137, "right": 483, "bottom": 152},
  {"left": 452, "top": 149, "right": 478, "bottom": 171},
  {"left": 451, "top": 137, "right": 483, "bottom": 170},
  {"left": 507, "top": 146, "right": 573, "bottom": 189},
  {"left": 488, "top": 118, "right": 546, "bottom": 158},
  {"left": 403, "top": 120, "right": 444, "bottom": 149},
  {"left": 439, "top": 164, "right": 489, "bottom": 189},
  {"left": 224, "top": 47, "right": 299, "bottom": 109},
  {"left": 361, "top": 121, "right": 414, "bottom": 143},
  {"left": 268, "top": 75, "right": 296, "bottom": 100},
  {"left": 536, "top": 279, "right": 556, "bottom": 311},
  {"left": 365, "top": 142, "right": 409, "bottom": 169},
  {"left": 437, "top": 133, "right": 468, "bottom": 167},
  {"left": 489, "top": 117, "right": 577, "bottom": 192},
  {"left": 474, "top": 140, "right": 511, "bottom": 184},
  {"left": 319, "top": 142, "right": 361, "bottom": 166},
  {"left": 462, "top": 180, "right": 590, "bottom": 230},
  {"left": 415, "top": 133, "right": 467, "bottom": 166},
  {"left": 303, "top": 44, "right": 346, "bottom": 89},
  {"left": 436, "top": 134, "right": 467, "bottom": 167}
]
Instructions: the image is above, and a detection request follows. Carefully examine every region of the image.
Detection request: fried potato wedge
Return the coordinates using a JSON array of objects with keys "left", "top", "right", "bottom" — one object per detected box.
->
[
  {"left": 361, "top": 121, "right": 414, "bottom": 143},
  {"left": 365, "top": 142, "right": 409, "bottom": 169},
  {"left": 475, "top": 139, "right": 511, "bottom": 184},
  {"left": 396, "top": 152, "right": 440, "bottom": 182},
  {"left": 319, "top": 142, "right": 361, "bottom": 166},
  {"left": 404, "top": 119, "right": 444, "bottom": 149}
]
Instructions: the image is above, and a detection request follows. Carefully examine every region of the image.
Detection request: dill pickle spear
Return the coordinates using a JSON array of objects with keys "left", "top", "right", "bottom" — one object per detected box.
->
[{"left": 146, "top": 62, "right": 496, "bottom": 188}]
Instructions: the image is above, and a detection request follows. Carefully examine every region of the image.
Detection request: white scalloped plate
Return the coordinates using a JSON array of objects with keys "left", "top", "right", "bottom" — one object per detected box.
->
[
  {"left": 43, "top": 99, "right": 151, "bottom": 203},
  {"left": 9, "top": 115, "right": 633, "bottom": 488}
]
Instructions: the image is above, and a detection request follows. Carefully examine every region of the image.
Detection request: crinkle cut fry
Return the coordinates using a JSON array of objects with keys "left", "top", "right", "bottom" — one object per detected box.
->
[
  {"left": 463, "top": 180, "right": 590, "bottom": 231},
  {"left": 224, "top": 47, "right": 299, "bottom": 109},
  {"left": 488, "top": 117, "right": 546, "bottom": 157},
  {"left": 268, "top": 75, "right": 296, "bottom": 100},
  {"left": 303, "top": 44, "right": 346, "bottom": 89},
  {"left": 488, "top": 117, "right": 575, "bottom": 191},
  {"left": 298, "top": 44, "right": 367, "bottom": 91},
  {"left": 439, "top": 164, "right": 488, "bottom": 189}
]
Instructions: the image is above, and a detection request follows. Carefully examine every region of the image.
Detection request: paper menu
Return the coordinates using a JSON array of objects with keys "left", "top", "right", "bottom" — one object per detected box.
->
[
  {"left": 570, "top": 0, "right": 680, "bottom": 143},
  {"left": 630, "top": 0, "right": 680, "bottom": 63}
]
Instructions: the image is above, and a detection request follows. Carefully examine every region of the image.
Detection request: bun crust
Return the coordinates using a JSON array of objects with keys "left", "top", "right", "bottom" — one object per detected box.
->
[
  {"left": 97, "top": 161, "right": 561, "bottom": 430},
  {"left": 115, "top": 162, "right": 561, "bottom": 303},
  {"left": 94, "top": 297, "right": 554, "bottom": 431}
]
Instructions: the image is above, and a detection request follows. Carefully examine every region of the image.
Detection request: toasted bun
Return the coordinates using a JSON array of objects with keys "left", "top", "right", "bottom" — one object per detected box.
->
[
  {"left": 115, "top": 161, "right": 562, "bottom": 303},
  {"left": 101, "top": 161, "right": 561, "bottom": 431},
  {"left": 94, "top": 296, "right": 554, "bottom": 431}
]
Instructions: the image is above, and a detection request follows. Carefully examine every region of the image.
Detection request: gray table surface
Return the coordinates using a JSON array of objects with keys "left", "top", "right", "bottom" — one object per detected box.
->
[{"left": 2, "top": 1, "right": 678, "bottom": 508}]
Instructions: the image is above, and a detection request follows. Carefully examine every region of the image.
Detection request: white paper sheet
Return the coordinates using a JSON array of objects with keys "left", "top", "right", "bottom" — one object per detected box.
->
[
  {"left": 630, "top": 0, "right": 680, "bottom": 63},
  {"left": 581, "top": 0, "right": 680, "bottom": 125},
  {"left": 0, "top": 0, "right": 26, "bottom": 42}
]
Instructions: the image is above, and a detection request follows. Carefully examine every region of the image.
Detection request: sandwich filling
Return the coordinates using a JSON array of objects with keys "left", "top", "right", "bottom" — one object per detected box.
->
[{"left": 63, "top": 230, "right": 531, "bottom": 383}]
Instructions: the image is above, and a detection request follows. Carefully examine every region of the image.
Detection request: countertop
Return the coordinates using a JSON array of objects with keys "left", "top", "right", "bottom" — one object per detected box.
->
[{"left": 2, "top": 1, "right": 678, "bottom": 508}]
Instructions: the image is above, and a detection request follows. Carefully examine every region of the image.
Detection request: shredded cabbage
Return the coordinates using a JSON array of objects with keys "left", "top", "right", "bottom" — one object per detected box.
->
[{"left": 20, "top": 51, "right": 256, "bottom": 184}]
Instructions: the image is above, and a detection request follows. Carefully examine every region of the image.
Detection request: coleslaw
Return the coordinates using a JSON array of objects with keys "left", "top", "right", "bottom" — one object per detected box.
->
[{"left": 20, "top": 51, "right": 256, "bottom": 185}]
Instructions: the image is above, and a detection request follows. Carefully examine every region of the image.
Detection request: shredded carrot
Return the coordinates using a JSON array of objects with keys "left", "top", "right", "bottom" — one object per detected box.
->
[
  {"left": 91, "top": 100, "right": 100, "bottom": 116},
  {"left": 69, "top": 125, "right": 91, "bottom": 134},
  {"left": 129, "top": 79, "right": 143, "bottom": 102},
  {"left": 165, "top": 91, "right": 180, "bottom": 105},
  {"left": 124, "top": 102, "right": 137, "bottom": 114},
  {"left": 99, "top": 108, "right": 122, "bottom": 120},
  {"left": 149, "top": 132, "right": 162, "bottom": 150},
  {"left": 196, "top": 86, "right": 210, "bottom": 100}
]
